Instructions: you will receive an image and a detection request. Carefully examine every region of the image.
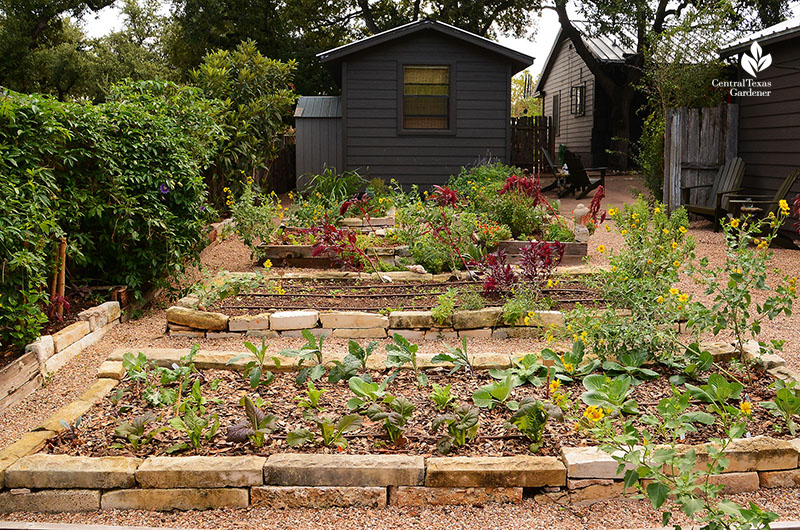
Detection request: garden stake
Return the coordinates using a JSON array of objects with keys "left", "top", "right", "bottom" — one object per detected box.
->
[
  {"left": 543, "top": 359, "right": 554, "bottom": 399},
  {"left": 56, "top": 238, "right": 67, "bottom": 319}
]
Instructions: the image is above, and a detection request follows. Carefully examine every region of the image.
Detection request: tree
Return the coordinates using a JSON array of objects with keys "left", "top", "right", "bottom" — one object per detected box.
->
[
  {"left": 511, "top": 71, "right": 542, "bottom": 117},
  {"left": 546, "top": 0, "right": 789, "bottom": 168}
]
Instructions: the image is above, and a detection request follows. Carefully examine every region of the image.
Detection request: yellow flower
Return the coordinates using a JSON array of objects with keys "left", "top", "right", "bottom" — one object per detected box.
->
[
  {"left": 583, "top": 405, "right": 605, "bottom": 422},
  {"left": 263, "top": 259, "right": 273, "bottom": 269},
  {"left": 524, "top": 316, "right": 531, "bottom": 326},
  {"left": 608, "top": 207, "right": 618, "bottom": 216},
  {"left": 769, "top": 211, "right": 776, "bottom": 218},
  {"left": 654, "top": 207, "right": 661, "bottom": 214},
  {"left": 621, "top": 229, "right": 627, "bottom": 235},
  {"left": 779, "top": 199, "right": 790, "bottom": 212},
  {"left": 547, "top": 279, "right": 554, "bottom": 288},
  {"left": 662, "top": 228, "right": 669, "bottom": 234},
  {"left": 679, "top": 293, "right": 689, "bottom": 303},
  {"left": 679, "top": 226, "right": 687, "bottom": 234},
  {"left": 671, "top": 241, "right": 678, "bottom": 249},
  {"left": 632, "top": 213, "right": 639, "bottom": 220},
  {"left": 596, "top": 245, "right": 606, "bottom": 253},
  {"left": 656, "top": 296, "right": 664, "bottom": 303},
  {"left": 549, "top": 380, "right": 560, "bottom": 393},
  {"left": 670, "top": 288, "right": 680, "bottom": 296},
  {"left": 647, "top": 259, "right": 653, "bottom": 265},
  {"left": 740, "top": 401, "right": 752, "bottom": 415},
  {"left": 605, "top": 224, "right": 611, "bottom": 232},
  {"left": 673, "top": 260, "right": 681, "bottom": 268},
  {"left": 730, "top": 218, "right": 740, "bottom": 228},
  {"left": 564, "top": 362, "right": 574, "bottom": 373}
]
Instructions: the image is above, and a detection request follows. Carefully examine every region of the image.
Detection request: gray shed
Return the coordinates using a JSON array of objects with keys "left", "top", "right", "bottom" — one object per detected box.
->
[
  {"left": 295, "top": 19, "right": 533, "bottom": 190},
  {"left": 294, "top": 95, "right": 343, "bottom": 189}
]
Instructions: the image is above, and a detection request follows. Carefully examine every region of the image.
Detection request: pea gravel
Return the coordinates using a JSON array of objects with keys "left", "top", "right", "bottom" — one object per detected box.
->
[{"left": 3, "top": 176, "right": 800, "bottom": 528}]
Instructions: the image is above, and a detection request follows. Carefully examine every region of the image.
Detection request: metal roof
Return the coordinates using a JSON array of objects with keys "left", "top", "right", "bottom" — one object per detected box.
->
[
  {"left": 294, "top": 96, "right": 342, "bottom": 119},
  {"left": 720, "top": 15, "right": 800, "bottom": 56},
  {"left": 317, "top": 19, "right": 534, "bottom": 74}
]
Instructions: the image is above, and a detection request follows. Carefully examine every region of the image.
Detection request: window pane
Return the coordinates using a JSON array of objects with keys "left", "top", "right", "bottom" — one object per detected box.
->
[{"left": 404, "top": 66, "right": 449, "bottom": 129}]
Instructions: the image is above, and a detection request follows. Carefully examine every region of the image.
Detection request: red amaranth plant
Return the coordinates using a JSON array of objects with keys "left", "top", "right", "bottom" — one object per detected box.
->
[
  {"left": 519, "top": 241, "right": 564, "bottom": 290},
  {"left": 582, "top": 185, "right": 607, "bottom": 226},
  {"left": 306, "top": 216, "right": 384, "bottom": 279},
  {"left": 480, "top": 250, "right": 517, "bottom": 296},
  {"left": 498, "top": 172, "right": 556, "bottom": 215},
  {"left": 793, "top": 193, "right": 800, "bottom": 232},
  {"left": 428, "top": 185, "right": 459, "bottom": 207},
  {"left": 340, "top": 193, "right": 379, "bottom": 234}
]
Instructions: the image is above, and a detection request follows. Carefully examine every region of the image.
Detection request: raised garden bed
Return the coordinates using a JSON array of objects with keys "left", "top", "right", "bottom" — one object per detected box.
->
[{"left": 1, "top": 343, "right": 799, "bottom": 512}]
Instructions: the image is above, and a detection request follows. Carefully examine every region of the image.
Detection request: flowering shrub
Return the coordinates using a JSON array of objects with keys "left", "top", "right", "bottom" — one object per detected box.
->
[
  {"left": 475, "top": 220, "right": 512, "bottom": 248},
  {"left": 686, "top": 205, "right": 797, "bottom": 374},
  {"left": 567, "top": 198, "right": 695, "bottom": 363},
  {"left": 307, "top": 217, "right": 382, "bottom": 274},
  {"left": 229, "top": 178, "right": 282, "bottom": 259}
]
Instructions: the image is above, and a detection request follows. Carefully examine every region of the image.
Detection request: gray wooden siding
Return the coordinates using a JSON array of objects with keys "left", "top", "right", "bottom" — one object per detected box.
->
[
  {"left": 737, "top": 38, "right": 800, "bottom": 200},
  {"left": 539, "top": 38, "right": 597, "bottom": 165},
  {"left": 295, "top": 117, "right": 343, "bottom": 190},
  {"left": 342, "top": 30, "right": 510, "bottom": 187}
]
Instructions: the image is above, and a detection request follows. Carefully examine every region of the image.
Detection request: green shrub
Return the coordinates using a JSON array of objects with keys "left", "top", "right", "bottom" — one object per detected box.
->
[
  {"left": 228, "top": 181, "right": 281, "bottom": 258},
  {"left": 0, "top": 81, "right": 225, "bottom": 348}
]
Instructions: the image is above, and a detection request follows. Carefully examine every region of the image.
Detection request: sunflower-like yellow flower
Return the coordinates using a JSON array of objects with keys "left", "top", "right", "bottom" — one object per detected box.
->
[
  {"left": 673, "top": 260, "right": 681, "bottom": 268},
  {"left": 596, "top": 245, "right": 606, "bottom": 253},
  {"left": 679, "top": 293, "right": 689, "bottom": 303},
  {"left": 608, "top": 207, "right": 618, "bottom": 216},
  {"left": 671, "top": 241, "right": 678, "bottom": 249},
  {"left": 621, "top": 229, "right": 627, "bottom": 235},
  {"left": 730, "top": 218, "right": 740, "bottom": 228},
  {"left": 549, "top": 379, "right": 560, "bottom": 393},
  {"left": 670, "top": 288, "right": 680, "bottom": 296},
  {"left": 779, "top": 199, "right": 790, "bottom": 213},
  {"left": 679, "top": 226, "right": 687, "bottom": 234},
  {"left": 662, "top": 228, "right": 670, "bottom": 234},
  {"left": 654, "top": 207, "right": 661, "bottom": 214},
  {"left": 583, "top": 406, "right": 605, "bottom": 422},
  {"left": 740, "top": 401, "right": 752, "bottom": 415},
  {"left": 656, "top": 296, "right": 664, "bottom": 303}
]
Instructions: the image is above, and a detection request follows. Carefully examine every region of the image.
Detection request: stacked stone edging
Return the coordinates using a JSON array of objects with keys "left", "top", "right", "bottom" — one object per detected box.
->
[{"left": 0, "top": 301, "right": 121, "bottom": 414}]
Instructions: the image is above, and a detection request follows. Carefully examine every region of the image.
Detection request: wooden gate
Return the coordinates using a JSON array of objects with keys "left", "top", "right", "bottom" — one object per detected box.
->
[
  {"left": 663, "top": 104, "right": 738, "bottom": 212},
  {"left": 510, "top": 115, "right": 553, "bottom": 174}
]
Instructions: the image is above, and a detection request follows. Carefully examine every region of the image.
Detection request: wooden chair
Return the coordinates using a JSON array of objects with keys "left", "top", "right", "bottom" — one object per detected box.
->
[
  {"left": 561, "top": 150, "right": 607, "bottom": 199},
  {"left": 681, "top": 157, "right": 745, "bottom": 231},
  {"left": 540, "top": 147, "right": 562, "bottom": 192},
  {"left": 727, "top": 168, "right": 800, "bottom": 218}
]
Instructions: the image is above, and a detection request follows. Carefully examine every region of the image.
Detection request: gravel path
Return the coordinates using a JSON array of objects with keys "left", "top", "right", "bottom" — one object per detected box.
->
[{"left": 3, "top": 176, "right": 800, "bottom": 528}]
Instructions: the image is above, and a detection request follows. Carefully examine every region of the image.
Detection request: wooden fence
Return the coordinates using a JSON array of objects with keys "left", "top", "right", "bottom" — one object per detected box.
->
[
  {"left": 663, "top": 104, "right": 738, "bottom": 212},
  {"left": 510, "top": 115, "right": 553, "bottom": 175}
]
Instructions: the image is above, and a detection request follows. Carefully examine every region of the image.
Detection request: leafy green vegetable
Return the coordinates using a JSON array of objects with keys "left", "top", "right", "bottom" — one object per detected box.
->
[
  {"left": 432, "top": 404, "right": 480, "bottom": 454},
  {"left": 504, "top": 397, "right": 548, "bottom": 452},
  {"left": 431, "top": 336, "right": 472, "bottom": 375}
]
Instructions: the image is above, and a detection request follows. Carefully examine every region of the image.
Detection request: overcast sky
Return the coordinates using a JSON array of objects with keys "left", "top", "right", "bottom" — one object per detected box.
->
[{"left": 80, "top": 2, "right": 800, "bottom": 81}]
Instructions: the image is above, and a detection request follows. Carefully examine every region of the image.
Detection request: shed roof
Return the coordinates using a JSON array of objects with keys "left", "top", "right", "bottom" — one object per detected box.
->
[
  {"left": 719, "top": 15, "right": 800, "bottom": 56},
  {"left": 317, "top": 19, "right": 533, "bottom": 75},
  {"left": 294, "top": 96, "right": 342, "bottom": 119}
]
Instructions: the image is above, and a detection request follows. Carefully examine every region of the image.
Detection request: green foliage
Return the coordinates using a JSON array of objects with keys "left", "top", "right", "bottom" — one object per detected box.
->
[
  {"left": 542, "top": 340, "right": 601, "bottom": 383},
  {"left": 114, "top": 412, "right": 167, "bottom": 450},
  {"left": 287, "top": 411, "right": 362, "bottom": 450},
  {"left": 227, "top": 339, "right": 279, "bottom": 388},
  {"left": 581, "top": 374, "right": 639, "bottom": 415},
  {"left": 122, "top": 352, "right": 150, "bottom": 383},
  {"left": 191, "top": 40, "right": 297, "bottom": 210},
  {"left": 295, "top": 381, "right": 325, "bottom": 411},
  {"left": 490, "top": 354, "right": 547, "bottom": 387},
  {"left": 472, "top": 374, "right": 519, "bottom": 410},
  {"left": 430, "top": 383, "right": 456, "bottom": 411},
  {"left": 229, "top": 183, "right": 282, "bottom": 258},
  {"left": 504, "top": 397, "right": 548, "bottom": 452},
  {"left": 279, "top": 329, "right": 326, "bottom": 385},
  {"left": 502, "top": 285, "right": 550, "bottom": 325},
  {"left": 431, "top": 337, "right": 472, "bottom": 375},
  {"left": 761, "top": 380, "right": 800, "bottom": 435},
  {"left": 432, "top": 288, "right": 457, "bottom": 325},
  {"left": 601, "top": 350, "right": 659, "bottom": 384},
  {"left": 192, "top": 270, "right": 275, "bottom": 310},
  {"left": 385, "top": 333, "right": 426, "bottom": 387},
  {"left": 305, "top": 166, "right": 365, "bottom": 206},
  {"left": 457, "top": 289, "right": 486, "bottom": 311},
  {"left": 346, "top": 376, "right": 393, "bottom": 411},
  {"left": 432, "top": 404, "right": 480, "bottom": 454},
  {"left": 546, "top": 218, "right": 576, "bottom": 242},
  {"left": 167, "top": 406, "right": 219, "bottom": 453},
  {"left": 328, "top": 340, "right": 377, "bottom": 383},
  {"left": 225, "top": 396, "right": 276, "bottom": 448},
  {"left": 365, "top": 396, "right": 414, "bottom": 444}
]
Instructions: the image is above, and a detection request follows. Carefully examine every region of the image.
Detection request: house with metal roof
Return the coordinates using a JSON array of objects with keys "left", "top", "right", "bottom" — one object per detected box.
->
[
  {"left": 719, "top": 16, "right": 800, "bottom": 203},
  {"left": 534, "top": 22, "right": 643, "bottom": 168},
  {"left": 294, "top": 19, "right": 534, "bottom": 189}
]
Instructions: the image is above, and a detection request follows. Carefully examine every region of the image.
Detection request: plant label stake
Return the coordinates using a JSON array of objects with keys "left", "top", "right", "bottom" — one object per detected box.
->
[{"left": 543, "top": 359, "right": 555, "bottom": 398}]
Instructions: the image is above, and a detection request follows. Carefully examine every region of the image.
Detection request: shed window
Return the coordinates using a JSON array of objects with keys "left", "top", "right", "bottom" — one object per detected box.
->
[
  {"left": 570, "top": 84, "right": 586, "bottom": 116},
  {"left": 403, "top": 66, "right": 449, "bottom": 129}
]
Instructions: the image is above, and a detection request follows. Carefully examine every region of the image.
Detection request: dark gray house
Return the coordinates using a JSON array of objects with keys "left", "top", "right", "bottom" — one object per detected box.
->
[
  {"left": 720, "top": 17, "right": 800, "bottom": 200},
  {"left": 534, "top": 23, "right": 641, "bottom": 168},
  {"left": 295, "top": 19, "right": 533, "bottom": 188}
]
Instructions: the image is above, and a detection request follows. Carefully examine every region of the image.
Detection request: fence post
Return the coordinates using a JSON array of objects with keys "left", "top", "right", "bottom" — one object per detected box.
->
[
  {"left": 663, "top": 109, "right": 683, "bottom": 213},
  {"left": 726, "top": 104, "right": 739, "bottom": 161}
]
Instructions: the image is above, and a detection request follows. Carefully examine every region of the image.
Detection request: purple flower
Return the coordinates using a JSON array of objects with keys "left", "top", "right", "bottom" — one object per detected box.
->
[
  {"left": 199, "top": 205, "right": 207, "bottom": 212},
  {"left": 159, "top": 183, "right": 171, "bottom": 194}
]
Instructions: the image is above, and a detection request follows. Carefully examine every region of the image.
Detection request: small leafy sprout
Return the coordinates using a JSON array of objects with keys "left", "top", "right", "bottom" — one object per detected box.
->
[
  {"left": 346, "top": 375, "right": 393, "bottom": 411},
  {"left": 58, "top": 416, "right": 84, "bottom": 443},
  {"left": 226, "top": 396, "right": 277, "bottom": 448},
  {"left": 329, "top": 339, "right": 377, "bottom": 383},
  {"left": 761, "top": 379, "right": 800, "bottom": 435},
  {"left": 432, "top": 404, "right": 480, "bottom": 454},
  {"left": 157, "top": 344, "right": 199, "bottom": 385},
  {"left": 279, "top": 329, "right": 326, "bottom": 385},
  {"left": 385, "top": 333, "right": 427, "bottom": 387},
  {"left": 295, "top": 380, "right": 325, "bottom": 411},
  {"left": 287, "top": 412, "right": 362, "bottom": 450},
  {"left": 601, "top": 349, "right": 659, "bottom": 384},
  {"left": 114, "top": 412, "right": 167, "bottom": 450},
  {"left": 177, "top": 378, "right": 220, "bottom": 415},
  {"left": 490, "top": 354, "right": 547, "bottom": 387},
  {"left": 142, "top": 385, "right": 178, "bottom": 408},
  {"left": 109, "top": 387, "right": 132, "bottom": 413},
  {"left": 430, "top": 383, "right": 456, "bottom": 411},
  {"left": 167, "top": 407, "right": 219, "bottom": 454},
  {"left": 228, "top": 338, "right": 279, "bottom": 388},
  {"left": 472, "top": 374, "right": 519, "bottom": 410},
  {"left": 431, "top": 336, "right": 472, "bottom": 375},
  {"left": 122, "top": 352, "right": 149, "bottom": 382},
  {"left": 581, "top": 374, "right": 639, "bottom": 415},
  {"left": 504, "top": 397, "right": 548, "bottom": 453},
  {"left": 365, "top": 396, "right": 414, "bottom": 444},
  {"left": 542, "top": 339, "right": 601, "bottom": 382}
]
